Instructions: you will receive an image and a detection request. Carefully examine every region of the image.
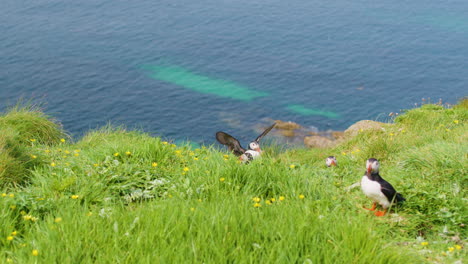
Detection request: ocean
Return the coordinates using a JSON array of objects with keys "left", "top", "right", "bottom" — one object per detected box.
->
[{"left": 1, "top": 0, "right": 467, "bottom": 144}]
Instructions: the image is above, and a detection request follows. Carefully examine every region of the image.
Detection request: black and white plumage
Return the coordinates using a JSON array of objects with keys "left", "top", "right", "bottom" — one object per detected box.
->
[
  {"left": 325, "top": 156, "right": 337, "bottom": 167},
  {"left": 216, "top": 123, "right": 276, "bottom": 162},
  {"left": 361, "top": 158, "right": 405, "bottom": 216}
]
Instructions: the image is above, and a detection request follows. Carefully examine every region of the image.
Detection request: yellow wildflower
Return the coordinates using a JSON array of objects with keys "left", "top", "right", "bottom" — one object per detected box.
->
[
  {"left": 421, "top": 242, "right": 428, "bottom": 246},
  {"left": 223, "top": 154, "right": 229, "bottom": 158},
  {"left": 125, "top": 151, "right": 131, "bottom": 155},
  {"left": 6, "top": 258, "right": 12, "bottom": 263},
  {"left": 252, "top": 197, "right": 261, "bottom": 203},
  {"left": 9, "top": 193, "right": 14, "bottom": 198},
  {"left": 219, "top": 177, "right": 225, "bottom": 182},
  {"left": 299, "top": 194, "right": 305, "bottom": 199},
  {"left": 11, "top": 231, "right": 17, "bottom": 236},
  {"left": 45, "top": 149, "right": 50, "bottom": 153},
  {"left": 453, "top": 120, "right": 459, "bottom": 124},
  {"left": 71, "top": 195, "right": 79, "bottom": 199},
  {"left": 270, "top": 198, "right": 276, "bottom": 202},
  {"left": 31, "top": 217, "right": 38, "bottom": 222},
  {"left": 65, "top": 150, "right": 70, "bottom": 154},
  {"left": 30, "top": 139, "right": 36, "bottom": 142},
  {"left": 1, "top": 193, "right": 6, "bottom": 197},
  {"left": 152, "top": 162, "right": 158, "bottom": 167},
  {"left": 54, "top": 217, "right": 62, "bottom": 223},
  {"left": 74, "top": 153, "right": 79, "bottom": 157},
  {"left": 31, "top": 155, "right": 37, "bottom": 159},
  {"left": 183, "top": 167, "right": 189, "bottom": 172},
  {"left": 341, "top": 152, "right": 346, "bottom": 156},
  {"left": 87, "top": 212, "right": 93, "bottom": 216},
  {"left": 189, "top": 151, "right": 195, "bottom": 156},
  {"left": 290, "top": 164, "right": 296, "bottom": 169},
  {"left": 279, "top": 196, "right": 285, "bottom": 201},
  {"left": 253, "top": 203, "right": 261, "bottom": 208},
  {"left": 114, "top": 152, "right": 119, "bottom": 157},
  {"left": 448, "top": 247, "right": 454, "bottom": 252},
  {"left": 93, "top": 163, "right": 99, "bottom": 167},
  {"left": 194, "top": 157, "right": 199, "bottom": 161},
  {"left": 162, "top": 141, "right": 168, "bottom": 145},
  {"left": 190, "top": 208, "right": 195, "bottom": 212},
  {"left": 32, "top": 249, "right": 39, "bottom": 256},
  {"left": 175, "top": 150, "right": 182, "bottom": 155},
  {"left": 389, "top": 133, "right": 394, "bottom": 136},
  {"left": 455, "top": 245, "right": 462, "bottom": 250},
  {"left": 198, "top": 199, "right": 202, "bottom": 202},
  {"left": 265, "top": 200, "right": 272, "bottom": 205},
  {"left": 60, "top": 138, "right": 66, "bottom": 143},
  {"left": 23, "top": 215, "right": 32, "bottom": 221},
  {"left": 7, "top": 236, "right": 13, "bottom": 241},
  {"left": 51, "top": 162, "right": 56, "bottom": 167},
  {"left": 74, "top": 149, "right": 80, "bottom": 153}
]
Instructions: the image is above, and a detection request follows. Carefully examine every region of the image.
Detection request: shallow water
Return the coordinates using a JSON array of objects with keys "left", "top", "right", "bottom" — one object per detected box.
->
[{"left": 1, "top": 0, "right": 467, "bottom": 144}]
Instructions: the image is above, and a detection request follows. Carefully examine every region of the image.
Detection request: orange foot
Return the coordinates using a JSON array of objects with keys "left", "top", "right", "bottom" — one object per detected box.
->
[
  {"left": 374, "top": 210, "right": 387, "bottom": 217},
  {"left": 364, "top": 202, "right": 376, "bottom": 211}
]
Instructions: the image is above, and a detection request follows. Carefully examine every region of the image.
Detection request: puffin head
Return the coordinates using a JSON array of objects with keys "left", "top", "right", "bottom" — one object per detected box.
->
[
  {"left": 325, "top": 156, "right": 337, "bottom": 167},
  {"left": 248, "top": 141, "right": 261, "bottom": 152},
  {"left": 366, "top": 158, "right": 379, "bottom": 174}
]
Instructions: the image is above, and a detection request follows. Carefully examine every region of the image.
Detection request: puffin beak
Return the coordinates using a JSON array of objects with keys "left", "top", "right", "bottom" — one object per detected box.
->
[
  {"left": 331, "top": 160, "right": 336, "bottom": 166},
  {"left": 256, "top": 147, "right": 261, "bottom": 153},
  {"left": 367, "top": 166, "right": 372, "bottom": 173}
]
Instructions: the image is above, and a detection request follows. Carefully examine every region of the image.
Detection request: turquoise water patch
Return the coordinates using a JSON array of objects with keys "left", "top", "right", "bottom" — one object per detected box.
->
[
  {"left": 286, "top": 104, "right": 340, "bottom": 119},
  {"left": 144, "top": 65, "right": 269, "bottom": 101}
]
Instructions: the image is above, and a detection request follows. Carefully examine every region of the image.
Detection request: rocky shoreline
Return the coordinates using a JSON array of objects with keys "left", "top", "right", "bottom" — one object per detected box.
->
[{"left": 259, "top": 119, "right": 388, "bottom": 148}]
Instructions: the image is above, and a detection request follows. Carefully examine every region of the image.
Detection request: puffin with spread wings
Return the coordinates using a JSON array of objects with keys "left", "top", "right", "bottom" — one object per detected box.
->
[{"left": 216, "top": 123, "right": 276, "bottom": 162}]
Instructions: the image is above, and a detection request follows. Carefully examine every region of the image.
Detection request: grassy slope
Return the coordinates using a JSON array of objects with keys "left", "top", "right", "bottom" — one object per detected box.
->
[{"left": 0, "top": 103, "right": 466, "bottom": 263}]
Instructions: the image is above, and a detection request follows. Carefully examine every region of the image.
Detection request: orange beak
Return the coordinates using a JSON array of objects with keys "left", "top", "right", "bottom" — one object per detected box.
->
[
  {"left": 367, "top": 165, "right": 372, "bottom": 173},
  {"left": 331, "top": 160, "right": 336, "bottom": 166}
]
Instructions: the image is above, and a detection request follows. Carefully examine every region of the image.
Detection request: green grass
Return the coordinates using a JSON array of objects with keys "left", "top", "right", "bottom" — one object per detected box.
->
[{"left": 0, "top": 101, "right": 467, "bottom": 263}]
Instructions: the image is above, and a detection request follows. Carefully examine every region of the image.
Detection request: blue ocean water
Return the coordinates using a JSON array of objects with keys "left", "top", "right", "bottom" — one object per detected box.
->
[{"left": 1, "top": 0, "right": 467, "bottom": 144}]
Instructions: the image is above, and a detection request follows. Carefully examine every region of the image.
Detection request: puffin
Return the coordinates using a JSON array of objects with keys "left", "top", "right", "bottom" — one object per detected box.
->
[
  {"left": 361, "top": 158, "right": 405, "bottom": 216},
  {"left": 325, "top": 156, "right": 337, "bottom": 167},
  {"left": 216, "top": 123, "right": 276, "bottom": 162}
]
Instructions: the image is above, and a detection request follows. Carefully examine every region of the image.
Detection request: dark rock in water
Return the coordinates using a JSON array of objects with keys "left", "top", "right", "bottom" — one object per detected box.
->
[{"left": 274, "top": 120, "right": 302, "bottom": 130}]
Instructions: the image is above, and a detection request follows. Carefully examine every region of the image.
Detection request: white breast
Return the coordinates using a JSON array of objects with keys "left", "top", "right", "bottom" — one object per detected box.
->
[
  {"left": 240, "top": 150, "right": 261, "bottom": 162},
  {"left": 245, "top": 150, "right": 260, "bottom": 158},
  {"left": 361, "top": 176, "right": 390, "bottom": 209}
]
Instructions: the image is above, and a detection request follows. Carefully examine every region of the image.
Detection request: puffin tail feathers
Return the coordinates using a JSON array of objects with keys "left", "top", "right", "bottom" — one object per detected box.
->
[{"left": 395, "top": 193, "right": 406, "bottom": 203}]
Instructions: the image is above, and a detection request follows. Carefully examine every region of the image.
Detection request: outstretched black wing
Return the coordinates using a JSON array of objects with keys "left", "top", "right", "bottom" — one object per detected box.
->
[
  {"left": 254, "top": 123, "right": 276, "bottom": 142},
  {"left": 216, "top": 131, "right": 246, "bottom": 156}
]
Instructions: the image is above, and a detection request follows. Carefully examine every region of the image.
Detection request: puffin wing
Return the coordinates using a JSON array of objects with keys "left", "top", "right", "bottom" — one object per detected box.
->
[
  {"left": 379, "top": 179, "right": 399, "bottom": 202},
  {"left": 216, "top": 131, "right": 246, "bottom": 156},
  {"left": 254, "top": 123, "right": 276, "bottom": 142}
]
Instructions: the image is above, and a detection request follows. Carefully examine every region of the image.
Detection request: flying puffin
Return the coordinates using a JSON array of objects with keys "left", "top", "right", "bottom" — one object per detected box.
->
[
  {"left": 216, "top": 123, "right": 276, "bottom": 162},
  {"left": 361, "top": 158, "right": 405, "bottom": 216},
  {"left": 325, "top": 156, "right": 337, "bottom": 167}
]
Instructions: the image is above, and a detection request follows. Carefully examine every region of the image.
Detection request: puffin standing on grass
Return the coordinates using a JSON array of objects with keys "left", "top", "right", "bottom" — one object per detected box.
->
[
  {"left": 216, "top": 123, "right": 276, "bottom": 163},
  {"left": 361, "top": 158, "right": 405, "bottom": 216},
  {"left": 325, "top": 156, "right": 337, "bottom": 167}
]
